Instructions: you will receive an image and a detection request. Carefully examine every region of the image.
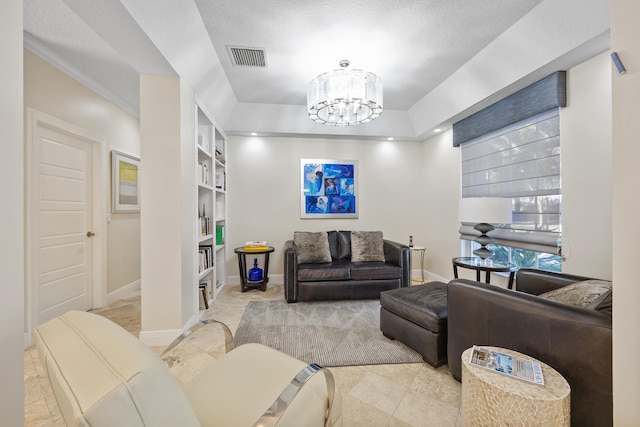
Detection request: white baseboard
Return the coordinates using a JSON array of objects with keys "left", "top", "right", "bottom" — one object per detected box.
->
[
  {"left": 411, "top": 269, "right": 451, "bottom": 284},
  {"left": 138, "top": 328, "right": 183, "bottom": 347},
  {"left": 25, "top": 332, "right": 32, "bottom": 349},
  {"left": 425, "top": 270, "right": 449, "bottom": 283},
  {"left": 106, "top": 279, "right": 141, "bottom": 305}
]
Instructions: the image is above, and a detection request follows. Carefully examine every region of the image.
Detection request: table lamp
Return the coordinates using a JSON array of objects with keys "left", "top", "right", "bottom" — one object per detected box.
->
[{"left": 458, "top": 197, "right": 512, "bottom": 259}]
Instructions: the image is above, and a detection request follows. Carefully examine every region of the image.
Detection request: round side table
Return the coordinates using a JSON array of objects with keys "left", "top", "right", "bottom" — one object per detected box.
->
[
  {"left": 234, "top": 246, "right": 275, "bottom": 292},
  {"left": 461, "top": 346, "right": 570, "bottom": 426}
]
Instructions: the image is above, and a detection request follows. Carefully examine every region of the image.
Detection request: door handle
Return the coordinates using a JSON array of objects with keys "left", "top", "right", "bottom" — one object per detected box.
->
[{"left": 86, "top": 231, "right": 95, "bottom": 237}]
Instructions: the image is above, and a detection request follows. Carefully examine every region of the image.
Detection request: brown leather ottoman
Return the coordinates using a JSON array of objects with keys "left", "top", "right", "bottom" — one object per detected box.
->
[{"left": 379, "top": 282, "right": 448, "bottom": 367}]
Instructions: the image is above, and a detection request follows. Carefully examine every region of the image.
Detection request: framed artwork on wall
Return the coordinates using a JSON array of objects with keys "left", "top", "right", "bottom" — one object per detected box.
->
[
  {"left": 112, "top": 150, "right": 140, "bottom": 213},
  {"left": 300, "top": 159, "right": 358, "bottom": 219}
]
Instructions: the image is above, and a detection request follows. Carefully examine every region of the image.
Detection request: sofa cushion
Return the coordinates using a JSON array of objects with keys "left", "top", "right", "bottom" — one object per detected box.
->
[
  {"left": 337, "top": 231, "right": 352, "bottom": 260},
  {"left": 351, "top": 231, "right": 385, "bottom": 262},
  {"left": 350, "top": 262, "right": 401, "bottom": 281},
  {"left": 588, "top": 289, "right": 612, "bottom": 313},
  {"left": 298, "top": 263, "right": 351, "bottom": 282},
  {"left": 327, "top": 231, "right": 339, "bottom": 260},
  {"left": 294, "top": 231, "right": 331, "bottom": 263},
  {"left": 539, "top": 279, "right": 612, "bottom": 308}
]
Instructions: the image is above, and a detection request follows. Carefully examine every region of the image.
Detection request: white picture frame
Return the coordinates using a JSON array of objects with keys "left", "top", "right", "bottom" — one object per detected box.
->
[
  {"left": 112, "top": 150, "right": 140, "bottom": 213},
  {"left": 300, "top": 158, "right": 358, "bottom": 219}
]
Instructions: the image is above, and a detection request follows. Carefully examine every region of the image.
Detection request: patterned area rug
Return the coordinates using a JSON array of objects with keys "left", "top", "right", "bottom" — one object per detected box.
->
[{"left": 234, "top": 299, "right": 424, "bottom": 366}]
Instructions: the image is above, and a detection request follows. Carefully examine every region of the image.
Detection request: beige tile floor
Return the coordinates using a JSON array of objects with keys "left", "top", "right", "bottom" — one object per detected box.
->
[{"left": 25, "top": 282, "right": 463, "bottom": 427}]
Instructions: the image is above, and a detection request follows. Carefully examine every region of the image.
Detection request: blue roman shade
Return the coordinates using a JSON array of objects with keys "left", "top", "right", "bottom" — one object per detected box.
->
[{"left": 452, "top": 71, "right": 566, "bottom": 147}]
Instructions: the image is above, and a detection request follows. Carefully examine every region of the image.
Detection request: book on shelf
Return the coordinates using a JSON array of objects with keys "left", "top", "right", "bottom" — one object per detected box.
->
[
  {"left": 469, "top": 346, "right": 544, "bottom": 386},
  {"left": 216, "top": 225, "right": 225, "bottom": 245},
  {"left": 199, "top": 204, "right": 212, "bottom": 237},
  {"left": 198, "top": 245, "right": 214, "bottom": 273},
  {"left": 199, "top": 216, "right": 212, "bottom": 237},
  {"left": 198, "top": 162, "right": 209, "bottom": 186},
  {"left": 215, "top": 169, "right": 225, "bottom": 190}
]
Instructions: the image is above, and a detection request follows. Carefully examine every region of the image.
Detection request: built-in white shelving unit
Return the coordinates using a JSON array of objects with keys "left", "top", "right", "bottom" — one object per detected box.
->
[{"left": 196, "top": 102, "right": 226, "bottom": 310}]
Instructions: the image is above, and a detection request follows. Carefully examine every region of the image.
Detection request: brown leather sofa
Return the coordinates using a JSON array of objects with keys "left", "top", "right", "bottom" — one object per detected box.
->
[
  {"left": 284, "top": 231, "right": 410, "bottom": 303},
  {"left": 448, "top": 269, "right": 612, "bottom": 427}
]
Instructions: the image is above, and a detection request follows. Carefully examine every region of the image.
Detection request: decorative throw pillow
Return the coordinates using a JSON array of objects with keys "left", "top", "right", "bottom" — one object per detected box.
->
[
  {"left": 588, "top": 289, "right": 612, "bottom": 313},
  {"left": 351, "top": 231, "right": 385, "bottom": 262},
  {"left": 294, "top": 231, "right": 332, "bottom": 264},
  {"left": 539, "top": 279, "right": 612, "bottom": 308}
]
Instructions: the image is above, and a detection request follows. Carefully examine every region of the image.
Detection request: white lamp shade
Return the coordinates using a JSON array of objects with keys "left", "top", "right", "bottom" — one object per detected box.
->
[{"left": 458, "top": 197, "right": 512, "bottom": 224}]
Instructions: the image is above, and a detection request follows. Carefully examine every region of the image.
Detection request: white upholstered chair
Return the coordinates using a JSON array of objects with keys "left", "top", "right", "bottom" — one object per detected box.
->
[{"left": 33, "top": 310, "right": 342, "bottom": 426}]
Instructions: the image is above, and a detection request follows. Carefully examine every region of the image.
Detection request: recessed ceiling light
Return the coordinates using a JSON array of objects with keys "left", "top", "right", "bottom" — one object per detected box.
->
[
  {"left": 434, "top": 128, "right": 442, "bottom": 133},
  {"left": 387, "top": 137, "right": 394, "bottom": 141},
  {"left": 250, "top": 132, "right": 257, "bottom": 136}
]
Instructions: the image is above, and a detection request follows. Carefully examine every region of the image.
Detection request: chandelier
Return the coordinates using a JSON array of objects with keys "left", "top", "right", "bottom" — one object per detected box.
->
[{"left": 307, "top": 60, "right": 383, "bottom": 126}]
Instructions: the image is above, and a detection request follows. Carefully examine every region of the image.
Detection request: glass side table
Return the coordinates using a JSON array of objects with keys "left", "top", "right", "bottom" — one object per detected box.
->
[
  {"left": 410, "top": 246, "right": 427, "bottom": 284},
  {"left": 452, "top": 257, "right": 517, "bottom": 289}
]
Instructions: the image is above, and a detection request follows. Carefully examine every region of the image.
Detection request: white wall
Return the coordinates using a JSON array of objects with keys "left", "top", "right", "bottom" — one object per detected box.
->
[
  {"left": 226, "top": 136, "right": 424, "bottom": 276},
  {"left": 139, "top": 75, "right": 198, "bottom": 344},
  {"left": 561, "top": 52, "right": 613, "bottom": 279},
  {"left": 0, "top": 0, "right": 24, "bottom": 424},
  {"left": 419, "top": 130, "right": 465, "bottom": 282},
  {"left": 24, "top": 50, "right": 141, "bottom": 297},
  {"left": 611, "top": 0, "right": 640, "bottom": 423}
]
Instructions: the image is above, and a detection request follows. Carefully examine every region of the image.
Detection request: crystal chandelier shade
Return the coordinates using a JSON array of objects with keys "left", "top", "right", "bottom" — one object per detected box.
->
[{"left": 307, "top": 61, "right": 383, "bottom": 126}]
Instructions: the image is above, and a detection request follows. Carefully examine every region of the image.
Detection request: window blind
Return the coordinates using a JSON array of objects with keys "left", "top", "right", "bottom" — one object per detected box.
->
[
  {"left": 459, "top": 109, "right": 561, "bottom": 254},
  {"left": 452, "top": 71, "right": 566, "bottom": 146}
]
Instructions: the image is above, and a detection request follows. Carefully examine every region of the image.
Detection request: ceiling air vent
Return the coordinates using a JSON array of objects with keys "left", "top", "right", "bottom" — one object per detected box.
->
[{"left": 227, "top": 46, "right": 267, "bottom": 67}]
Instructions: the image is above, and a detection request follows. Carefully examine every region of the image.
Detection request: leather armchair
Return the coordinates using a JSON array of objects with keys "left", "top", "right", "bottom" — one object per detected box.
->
[{"left": 448, "top": 269, "right": 612, "bottom": 427}]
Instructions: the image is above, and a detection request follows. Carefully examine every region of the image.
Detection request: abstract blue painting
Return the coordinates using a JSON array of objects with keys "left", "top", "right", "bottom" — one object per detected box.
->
[{"left": 301, "top": 159, "right": 358, "bottom": 218}]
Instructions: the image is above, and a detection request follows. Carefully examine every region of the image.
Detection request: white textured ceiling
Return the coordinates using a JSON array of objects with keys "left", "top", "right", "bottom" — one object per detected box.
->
[
  {"left": 22, "top": 0, "right": 610, "bottom": 140},
  {"left": 194, "top": 0, "right": 542, "bottom": 110}
]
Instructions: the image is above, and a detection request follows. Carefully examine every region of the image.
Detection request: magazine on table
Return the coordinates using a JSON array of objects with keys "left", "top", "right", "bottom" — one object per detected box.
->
[{"left": 469, "top": 346, "right": 544, "bottom": 386}]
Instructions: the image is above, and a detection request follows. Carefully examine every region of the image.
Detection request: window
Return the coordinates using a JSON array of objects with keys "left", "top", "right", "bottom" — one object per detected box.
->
[
  {"left": 463, "top": 241, "right": 562, "bottom": 272},
  {"left": 459, "top": 109, "right": 563, "bottom": 273}
]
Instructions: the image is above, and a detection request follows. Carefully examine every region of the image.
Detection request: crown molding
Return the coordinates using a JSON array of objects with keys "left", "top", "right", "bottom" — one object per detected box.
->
[{"left": 23, "top": 32, "right": 140, "bottom": 118}]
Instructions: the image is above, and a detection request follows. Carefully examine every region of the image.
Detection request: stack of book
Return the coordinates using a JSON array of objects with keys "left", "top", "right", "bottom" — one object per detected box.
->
[
  {"left": 244, "top": 240, "right": 269, "bottom": 252},
  {"left": 198, "top": 245, "right": 213, "bottom": 273}
]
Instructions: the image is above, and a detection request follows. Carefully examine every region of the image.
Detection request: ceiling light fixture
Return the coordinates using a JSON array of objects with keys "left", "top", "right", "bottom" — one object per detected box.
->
[{"left": 307, "top": 60, "right": 383, "bottom": 126}]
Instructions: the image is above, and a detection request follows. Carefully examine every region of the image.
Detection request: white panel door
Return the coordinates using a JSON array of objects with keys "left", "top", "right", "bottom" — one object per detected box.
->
[{"left": 35, "top": 124, "right": 94, "bottom": 324}]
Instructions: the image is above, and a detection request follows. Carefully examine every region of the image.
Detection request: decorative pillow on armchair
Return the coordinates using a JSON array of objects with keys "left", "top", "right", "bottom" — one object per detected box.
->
[
  {"left": 539, "top": 279, "right": 612, "bottom": 308},
  {"left": 351, "top": 231, "right": 385, "bottom": 262},
  {"left": 294, "top": 231, "right": 332, "bottom": 264}
]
